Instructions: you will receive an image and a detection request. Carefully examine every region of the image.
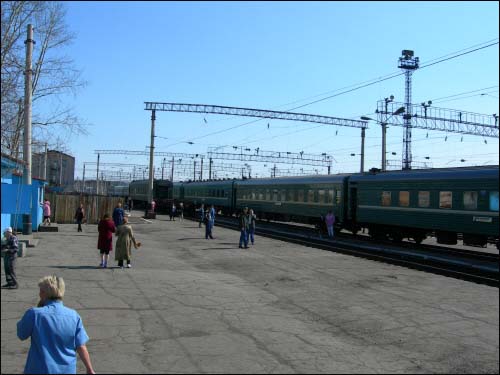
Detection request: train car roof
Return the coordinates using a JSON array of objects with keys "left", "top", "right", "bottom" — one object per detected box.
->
[
  {"left": 181, "top": 179, "right": 235, "bottom": 187},
  {"left": 350, "top": 165, "right": 499, "bottom": 182},
  {"left": 129, "top": 179, "right": 173, "bottom": 186},
  {"left": 235, "top": 173, "right": 352, "bottom": 186}
]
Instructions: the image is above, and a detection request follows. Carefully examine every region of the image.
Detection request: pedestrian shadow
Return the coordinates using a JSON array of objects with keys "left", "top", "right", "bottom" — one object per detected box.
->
[
  {"left": 49, "top": 265, "right": 100, "bottom": 270},
  {"left": 199, "top": 247, "right": 236, "bottom": 251},
  {"left": 177, "top": 238, "right": 206, "bottom": 241}
]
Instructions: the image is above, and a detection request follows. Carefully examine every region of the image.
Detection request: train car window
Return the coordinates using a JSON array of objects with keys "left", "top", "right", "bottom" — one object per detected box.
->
[
  {"left": 318, "top": 190, "right": 325, "bottom": 204},
  {"left": 439, "top": 191, "right": 452, "bottom": 209},
  {"left": 273, "top": 189, "right": 278, "bottom": 201},
  {"left": 381, "top": 191, "right": 391, "bottom": 206},
  {"left": 298, "top": 190, "right": 304, "bottom": 202},
  {"left": 490, "top": 191, "right": 499, "bottom": 211},
  {"left": 266, "top": 189, "right": 271, "bottom": 201},
  {"left": 251, "top": 192, "right": 256, "bottom": 200},
  {"left": 463, "top": 191, "right": 478, "bottom": 210},
  {"left": 258, "top": 190, "right": 264, "bottom": 200},
  {"left": 326, "top": 190, "right": 332, "bottom": 203},
  {"left": 307, "top": 190, "right": 314, "bottom": 203},
  {"left": 418, "top": 191, "right": 430, "bottom": 207},
  {"left": 336, "top": 190, "right": 342, "bottom": 204},
  {"left": 399, "top": 191, "right": 410, "bottom": 207},
  {"left": 281, "top": 189, "right": 286, "bottom": 202}
]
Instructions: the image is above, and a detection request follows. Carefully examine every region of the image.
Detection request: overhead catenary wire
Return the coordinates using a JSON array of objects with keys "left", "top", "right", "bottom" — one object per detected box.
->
[{"left": 166, "top": 38, "right": 499, "bottom": 146}]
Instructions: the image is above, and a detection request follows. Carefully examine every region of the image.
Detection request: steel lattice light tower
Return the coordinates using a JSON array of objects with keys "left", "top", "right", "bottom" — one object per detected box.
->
[{"left": 398, "top": 50, "right": 419, "bottom": 170}]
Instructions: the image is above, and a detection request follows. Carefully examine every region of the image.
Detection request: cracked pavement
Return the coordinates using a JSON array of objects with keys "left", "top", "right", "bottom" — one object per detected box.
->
[{"left": 1, "top": 212, "right": 498, "bottom": 373}]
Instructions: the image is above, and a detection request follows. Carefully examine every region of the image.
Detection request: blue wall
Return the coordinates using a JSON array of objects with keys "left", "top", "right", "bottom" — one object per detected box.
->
[{"left": 1, "top": 176, "right": 46, "bottom": 232}]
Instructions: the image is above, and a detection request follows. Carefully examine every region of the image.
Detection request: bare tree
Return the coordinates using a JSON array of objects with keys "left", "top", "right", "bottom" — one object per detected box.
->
[{"left": 1, "top": 1, "right": 88, "bottom": 158}]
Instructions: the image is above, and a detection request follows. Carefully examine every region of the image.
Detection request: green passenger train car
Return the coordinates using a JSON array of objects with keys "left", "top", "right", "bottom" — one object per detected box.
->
[
  {"left": 234, "top": 175, "right": 350, "bottom": 226},
  {"left": 181, "top": 180, "right": 235, "bottom": 215},
  {"left": 128, "top": 179, "right": 173, "bottom": 212},
  {"left": 349, "top": 166, "right": 499, "bottom": 246}
]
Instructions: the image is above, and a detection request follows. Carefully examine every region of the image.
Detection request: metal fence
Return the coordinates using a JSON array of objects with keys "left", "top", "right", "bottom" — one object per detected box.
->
[{"left": 44, "top": 192, "right": 125, "bottom": 224}]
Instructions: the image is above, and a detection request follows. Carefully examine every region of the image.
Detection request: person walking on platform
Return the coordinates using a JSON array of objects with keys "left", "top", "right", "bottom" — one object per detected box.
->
[
  {"left": 178, "top": 202, "right": 184, "bottom": 221},
  {"left": 17, "top": 275, "right": 95, "bottom": 374},
  {"left": 75, "top": 203, "right": 85, "bottom": 232},
  {"left": 112, "top": 202, "right": 124, "bottom": 228},
  {"left": 248, "top": 208, "right": 257, "bottom": 245},
  {"left": 209, "top": 205, "right": 216, "bottom": 225},
  {"left": 198, "top": 204, "right": 205, "bottom": 228},
  {"left": 97, "top": 213, "right": 115, "bottom": 268},
  {"left": 2, "top": 227, "right": 19, "bottom": 289},
  {"left": 115, "top": 216, "right": 140, "bottom": 269},
  {"left": 325, "top": 210, "right": 335, "bottom": 239},
  {"left": 170, "top": 203, "right": 177, "bottom": 221},
  {"left": 239, "top": 207, "right": 249, "bottom": 249},
  {"left": 42, "top": 199, "right": 51, "bottom": 226},
  {"left": 204, "top": 209, "right": 214, "bottom": 239}
]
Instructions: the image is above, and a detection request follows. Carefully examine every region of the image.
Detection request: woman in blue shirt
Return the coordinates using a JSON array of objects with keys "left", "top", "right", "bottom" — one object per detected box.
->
[{"left": 17, "top": 275, "right": 95, "bottom": 374}]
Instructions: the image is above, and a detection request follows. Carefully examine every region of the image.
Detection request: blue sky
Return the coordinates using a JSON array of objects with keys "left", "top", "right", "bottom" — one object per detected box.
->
[{"left": 53, "top": 1, "right": 498, "bottom": 180}]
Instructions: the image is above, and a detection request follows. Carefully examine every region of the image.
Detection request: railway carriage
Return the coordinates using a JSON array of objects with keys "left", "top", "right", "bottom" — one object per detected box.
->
[
  {"left": 349, "top": 166, "right": 499, "bottom": 247},
  {"left": 128, "top": 179, "right": 173, "bottom": 212},
  {"left": 234, "top": 175, "right": 350, "bottom": 227},
  {"left": 182, "top": 180, "right": 235, "bottom": 215}
]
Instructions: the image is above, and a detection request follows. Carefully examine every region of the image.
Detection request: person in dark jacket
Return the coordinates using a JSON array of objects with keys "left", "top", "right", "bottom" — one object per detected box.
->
[
  {"left": 238, "top": 207, "right": 249, "bottom": 249},
  {"left": 112, "top": 202, "right": 124, "bottom": 227},
  {"left": 97, "top": 214, "right": 115, "bottom": 268},
  {"left": 247, "top": 208, "right": 257, "bottom": 245},
  {"left": 75, "top": 203, "right": 85, "bottom": 232},
  {"left": 204, "top": 210, "right": 214, "bottom": 239},
  {"left": 2, "top": 227, "right": 19, "bottom": 289}
]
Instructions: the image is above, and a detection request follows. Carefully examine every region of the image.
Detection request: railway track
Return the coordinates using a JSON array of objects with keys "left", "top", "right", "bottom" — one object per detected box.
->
[{"left": 206, "top": 216, "right": 499, "bottom": 288}]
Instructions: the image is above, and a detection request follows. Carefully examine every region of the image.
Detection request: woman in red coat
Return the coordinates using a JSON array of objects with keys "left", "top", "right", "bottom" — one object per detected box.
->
[{"left": 97, "top": 213, "right": 115, "bottom": 268}]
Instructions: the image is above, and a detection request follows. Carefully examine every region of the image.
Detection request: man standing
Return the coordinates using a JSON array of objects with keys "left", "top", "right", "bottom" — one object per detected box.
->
[
  {"left": 239, "top": 207, "right": 249, "bottom": 249},
  {"left": 75, "top": 203, "right": 85, "bottom": 232},
  {"left": 17, "top": 275, "right": 95, "bottom": 374},
  {"left": 112, "top": 202, "right": 125, "bottom": 228},
  {"left": 2, "top": 227, "right": 18, "bottom": 289},
  {"left": 2, "top": 227, "right": 19, "bottom": 289}
]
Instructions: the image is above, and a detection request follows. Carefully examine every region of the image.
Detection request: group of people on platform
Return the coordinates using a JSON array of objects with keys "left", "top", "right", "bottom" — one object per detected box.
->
[{"left": 97, "top": 201, "right": 140, "bottom": 269}]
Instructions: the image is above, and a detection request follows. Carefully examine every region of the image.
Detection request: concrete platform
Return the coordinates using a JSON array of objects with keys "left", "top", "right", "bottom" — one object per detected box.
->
[
  {"left": 1, "top": 212, "right": 498, "bottom": 374},
  {"left": 38, "top": 224, "right": 59, "bottom": 232}
]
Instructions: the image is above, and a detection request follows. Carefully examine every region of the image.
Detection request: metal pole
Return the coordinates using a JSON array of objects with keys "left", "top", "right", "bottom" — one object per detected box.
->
[
  {"left": 381, "top": 123, "right": 387, "bottom": 171},
  {"left": 193, "top": 160, "right": 196, "bottom": 181},
  {"left": 43, "top": 143, "right": 47, "bottom": 180},
  {"left": 171, "top": 156, "right": 174, "bottom": 181},
  {"left": 200, "top": 157, "right": 203, "bottom": 181},
  {"left": 96, "top": 154, "right": 100, "bottom": 194},
  {"left": 22, "top": 24, "right": 34, "bottom": 234},
  {"left": 59, "top": 152, "right": 63, "bottom": 186},
  {"left": 161, "top": 158, "right": 165, "bottom": 179},
  {"left": 82, "top": 163, "right": 86, "bottom": 193},
  {"left": 360, "top": 128, "right": 365, "bottom": 173},
  {"left": 209, "top": 158, "right": 212, "bottom": 180},
  {"left": 148, "top": 109, "right": 156, "bottom": 211}
]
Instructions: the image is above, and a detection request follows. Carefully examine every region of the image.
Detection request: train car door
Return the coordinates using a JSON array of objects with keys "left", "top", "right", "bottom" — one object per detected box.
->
[{"left": 349, "top": 181, "right": 358, "bottom": 232}]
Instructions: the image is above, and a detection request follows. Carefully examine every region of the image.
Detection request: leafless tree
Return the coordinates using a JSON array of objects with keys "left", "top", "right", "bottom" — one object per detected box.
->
[{"left": 1, "top": 1, "right": 88, "bottom": 158}]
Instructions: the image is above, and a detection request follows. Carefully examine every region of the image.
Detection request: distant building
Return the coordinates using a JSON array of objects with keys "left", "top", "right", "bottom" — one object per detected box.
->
[{"left": 32, "top": 150, "right": 75, "bottom": 189}]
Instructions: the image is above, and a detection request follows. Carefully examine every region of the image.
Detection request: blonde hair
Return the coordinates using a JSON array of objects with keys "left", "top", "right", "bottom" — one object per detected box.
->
[{"left": 38, "top": 275, "right": 65, "bottom": 300}]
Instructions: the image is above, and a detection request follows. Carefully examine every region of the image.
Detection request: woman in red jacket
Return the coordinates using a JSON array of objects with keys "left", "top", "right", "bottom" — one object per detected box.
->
[{"left": 97, "top": 213, "right": 115, "bottom": 268}]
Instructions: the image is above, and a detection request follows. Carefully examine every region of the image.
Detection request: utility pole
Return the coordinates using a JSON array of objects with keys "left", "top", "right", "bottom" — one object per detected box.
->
[
  {"left": 382, "top": 96, "right": 394, "bottom": 171},
  {"left": 209, "top": 158, "right": 213, "bottom": 180},
  {"left": 398, "top": 50, "right": 419, "bottom": 170},
  {"left": 82, "top": 163, "right": 86, "bottom": 193},
  {"left": 200, "top": 157, "right": 203, "bottom": 181},
  {"left": 59, "top": 152, "right": 63, "bottom": 186},
  {"left": 171, "top": 156, "right": 174, "bottom": 181},
  {"left": 360, "top": 128, "right": 365, "bottom": 173},
  {"left": 147, "top": 109, "right": 156, "bottom": 215},
  {"left": 193, "top": 160, "right": 196, "bottom": 181},
  {"left": 22, "top": 24, "right": 34, "bottom": 234}
]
